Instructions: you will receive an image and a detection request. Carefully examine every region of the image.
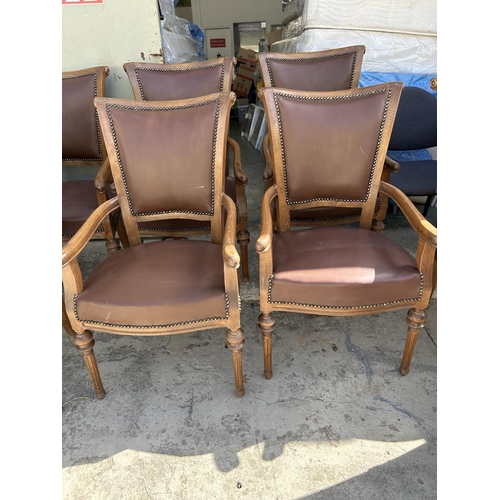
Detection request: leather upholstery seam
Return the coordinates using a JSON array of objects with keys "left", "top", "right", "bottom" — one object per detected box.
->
[
  {"left": 273, "top": 87, "right": 392, "bottom": 206},
  {"left": 73, "top": 293, "right": 230, "bottom": 329},
  {"left": 267, "top": 272, "right": 424, "bottom": 309}
]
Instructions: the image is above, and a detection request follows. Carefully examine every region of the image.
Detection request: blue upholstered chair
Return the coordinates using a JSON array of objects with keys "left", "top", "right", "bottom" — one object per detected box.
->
[{"left": 387, "top": 86, "right": 437, "bottom": 217}]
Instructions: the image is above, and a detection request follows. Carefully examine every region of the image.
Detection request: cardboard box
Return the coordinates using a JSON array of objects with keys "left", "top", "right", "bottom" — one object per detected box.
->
[
  {"left": 236, "top": 48, "right": 258, "bottom": 66},
  {"left": 232, "top": 64, "right": 255, "bottom": 97},
  {"left": 267, "top": 28, "right": 282, "bottom": 49}
]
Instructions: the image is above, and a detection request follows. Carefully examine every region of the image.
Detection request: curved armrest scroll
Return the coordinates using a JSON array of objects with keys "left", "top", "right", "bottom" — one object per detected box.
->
[
  {"left": 94, "top": 157, "right": 111, "bottom": 192},
  {"left": 383, "top": 156, "right": 400, "bottom": 174},
  {"left": 221, "top": 193, "right": 240, "bottom": 268},
  {"left": 226, "top": 137, "right": 248, "bottom": 185},
  {"left": 256, "top": 184, "right": 278, "bottom": 253}
]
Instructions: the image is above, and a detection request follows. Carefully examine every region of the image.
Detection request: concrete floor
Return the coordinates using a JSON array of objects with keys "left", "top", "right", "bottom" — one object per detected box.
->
[{"left": 62, "top": 117, "right": 437, "bottom": 499}]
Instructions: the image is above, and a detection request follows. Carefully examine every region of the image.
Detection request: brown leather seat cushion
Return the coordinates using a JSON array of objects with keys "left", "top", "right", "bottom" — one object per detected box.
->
[
  {"left": 76, "top": 240, "right": 227, "bottom": 327},
  {"left": 62, "top": 180, "right": 115, "bottom": 237},
  {"left": 270, "top": 226, "right": 421, "bottom": 308},
  {"left": 137, "top": 175, "right": 238, "bottom": 232}
]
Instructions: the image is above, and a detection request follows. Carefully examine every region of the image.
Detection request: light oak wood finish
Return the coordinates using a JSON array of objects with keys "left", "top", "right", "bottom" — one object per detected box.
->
[
  {"left": 256, "top": 84, "right": 437, "bottom": 379},
  {"left": 123, "top": 57, "right": 250, "bottom": 282},
  {"left": 62, "top": 92, "right": 245, "bottom": 398}
]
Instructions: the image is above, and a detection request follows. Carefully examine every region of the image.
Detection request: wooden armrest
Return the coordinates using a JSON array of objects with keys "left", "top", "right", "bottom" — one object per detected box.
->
[
  {"left": 226, "top": 137, "right": 248, "bottom": 185},
  {"left": 256, "top": 184, "right": 278, "bottom": 253},
  {"left": 379, "top": 181, "right": 437, "bottom": 247},
  {"left": 94, "top": 157, "right": 111, "bottom": 192},
  {"left": 221, "top": 193, "right": 240, "bottom": 268},
  {"left": 383, "top": 155, "right": 400, "bottom": 173},
  {"left": 262, "top": 134, "right": 274, "bottom": 183},
  {"left": 62, "top": 197, "right": 121, "bottom": 267}
]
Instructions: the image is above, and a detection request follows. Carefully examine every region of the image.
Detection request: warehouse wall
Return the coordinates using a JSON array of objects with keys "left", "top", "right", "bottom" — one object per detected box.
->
[
  {"left": 191, "top": 0, "right": 283, "bottom": 31},
  {"left": 62, "top": 0, "right": 164, "bottom": 100}
]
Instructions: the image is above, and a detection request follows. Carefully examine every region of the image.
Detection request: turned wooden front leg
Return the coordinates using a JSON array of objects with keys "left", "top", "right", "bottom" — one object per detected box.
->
[
  {"left": 399, "top": 308, "right": 427, "bottom": 376},
  {"left": 258, "top": 313, "right": 275, "bottom": 379},
  {"left": 73, "top": 329, "right": 106, "bottom": 399},
  {"left": 226, "top": 328, "right": 245, "bottom": 397},
  {"left": 237, "top": 229, "right": 250, "bottom": 282}
]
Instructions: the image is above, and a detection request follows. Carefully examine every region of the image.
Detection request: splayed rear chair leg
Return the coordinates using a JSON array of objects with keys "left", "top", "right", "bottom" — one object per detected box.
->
[
  {"left": 73, "top": 329, "right": 106, "bottom": 399},
  {"left": 258, "top": 313, "right": 275, "bottom": 379},
  {"left": 399, "top": 308, "right": 427, "bottom": 376},
  {"left": 226, "top": 328, "right": 245, "bottom": 397}
]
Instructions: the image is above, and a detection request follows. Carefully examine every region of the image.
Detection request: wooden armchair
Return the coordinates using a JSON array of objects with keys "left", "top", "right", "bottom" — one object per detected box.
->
[
  {"left": 256, "top": 46, "right": 398, "bottom": 232},
  {"left": 256, "top": 83, "right": 437, "bottom": 380},
  {"left": 123, "top": 57, "right": 250, "bottom": 282},
  {"left": 62, "top": 92, "right": 245, "bottom": 398},
  {"left": 62, "top": 66, "right": 123, "bottom": 254}
]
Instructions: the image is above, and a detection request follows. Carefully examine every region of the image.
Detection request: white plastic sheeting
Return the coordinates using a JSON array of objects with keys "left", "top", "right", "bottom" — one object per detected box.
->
[
  {"left": 282, "top": 17, "right": 303, "bottom": 39},
  {"left": 159, "top": 0, "right": 206, "bottom": 63},
  {"left": 272, "top": 29, "right": 436, "bottom": 75},
  {"left": 301, "top": 0, "right": 437, "bottom": 36},
  {"left": 274, "top": 0, "right": 437, "bottom": 92}
]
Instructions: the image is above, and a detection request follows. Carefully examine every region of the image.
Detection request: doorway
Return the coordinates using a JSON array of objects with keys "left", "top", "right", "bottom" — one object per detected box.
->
[{"left": 234, "top": 22, "right": 263, "bottom": 54}]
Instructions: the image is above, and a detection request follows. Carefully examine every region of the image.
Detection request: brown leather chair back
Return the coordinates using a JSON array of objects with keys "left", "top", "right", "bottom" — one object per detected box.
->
[
  {"left": 62, "top": 66, "right": 109, "bottom": 165},
  {"left": 259, "top": 83, "right": 403, "bottom": 231},
  {"left": 123, "top": 57, "right": 236, "bottom": 101},
  {"left": 256, "top": 46, "right": 365, "bottom": 91},
  {"left": 94, "top": 92, "right": 236, "bottom": 245}
]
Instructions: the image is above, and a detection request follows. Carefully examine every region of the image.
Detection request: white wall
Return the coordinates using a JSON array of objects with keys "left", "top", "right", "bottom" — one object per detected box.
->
[
  {"left": 62, "top": 0, "right": 163, "bottom": 99},
  {"left": 175, "top": 6, "right": 193, "bottom": 22},
  {"left": 62, "top": 0, "right": 285, "bottom": 100}
]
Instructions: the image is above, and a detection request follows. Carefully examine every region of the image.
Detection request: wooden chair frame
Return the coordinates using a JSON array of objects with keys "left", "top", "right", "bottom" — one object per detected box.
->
[
  {"left": 62, "top": 92, "right": 245, "bottom": 398},
  {"left": 256, "top": 84, "right": 437, "bottom": 380}
]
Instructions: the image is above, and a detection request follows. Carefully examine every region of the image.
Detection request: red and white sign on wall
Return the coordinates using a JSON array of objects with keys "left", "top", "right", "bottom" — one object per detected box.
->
[
  {"left": 210, "top": 38, "right": 226, "bottom": 48},
  {"left": 62, "top": 0, "right": 103, "bottom": 4}
]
